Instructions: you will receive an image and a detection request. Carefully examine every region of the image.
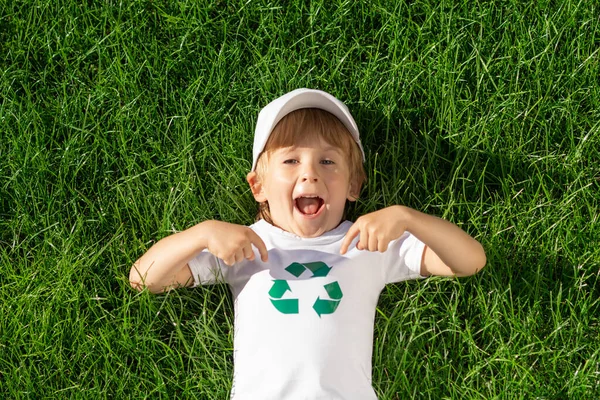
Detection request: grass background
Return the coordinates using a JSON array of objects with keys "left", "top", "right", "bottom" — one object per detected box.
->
[{"left": 1, "top": 0, "right": 599, "bottom": 398}]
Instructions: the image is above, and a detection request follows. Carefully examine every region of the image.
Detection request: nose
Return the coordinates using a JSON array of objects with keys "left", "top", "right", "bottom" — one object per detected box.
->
[{"left": 301, "top": 163, "right": 319, "bottom": 182}]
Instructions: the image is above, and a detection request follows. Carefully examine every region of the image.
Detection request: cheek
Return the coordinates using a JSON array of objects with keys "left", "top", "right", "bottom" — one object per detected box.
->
[
  {"left": 328, "top": 170, "right": 351, "bottom": 186},
  {"left": 270, "top": 170, "right": 296, "bottom": 186},
  {"left": 263, "top": 172, "right": 295, "bottom": 197}
]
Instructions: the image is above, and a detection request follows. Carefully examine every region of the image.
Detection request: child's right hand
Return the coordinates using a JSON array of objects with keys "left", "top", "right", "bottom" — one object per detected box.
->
[
  {"left": 203, "top": 220, "right": 269, "bottom": 266},
  {"left": 130, "top": 220, "right": 268, "bottom": 293}
]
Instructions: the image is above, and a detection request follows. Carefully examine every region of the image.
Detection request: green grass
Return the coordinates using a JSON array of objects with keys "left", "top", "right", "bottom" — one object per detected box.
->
[{"left": 1, "top": 0, "right": 599, "bottom": 398}]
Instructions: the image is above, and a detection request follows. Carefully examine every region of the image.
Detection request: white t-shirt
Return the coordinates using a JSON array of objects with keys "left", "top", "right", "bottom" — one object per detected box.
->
[{"left": 188, "top": 219, "right": 425, "bottom": 400}]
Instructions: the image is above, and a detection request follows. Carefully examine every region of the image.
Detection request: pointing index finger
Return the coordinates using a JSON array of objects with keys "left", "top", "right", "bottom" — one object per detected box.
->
[
  {"left": 340, "top": 223, "right": 360, "bottom": 255},
  {"left": 249, "top": 230, "right": 269, "bottom": 262}
]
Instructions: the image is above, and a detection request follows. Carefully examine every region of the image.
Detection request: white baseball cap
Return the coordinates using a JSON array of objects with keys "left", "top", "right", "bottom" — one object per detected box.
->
[{"left": 251, "top": 88, "right": 365, "bottom": 170}]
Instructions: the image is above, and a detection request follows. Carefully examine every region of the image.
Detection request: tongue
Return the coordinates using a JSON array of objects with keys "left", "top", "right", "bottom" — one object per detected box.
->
[{"left": 297, "top": 198, "right": 320, "bottom": 215}]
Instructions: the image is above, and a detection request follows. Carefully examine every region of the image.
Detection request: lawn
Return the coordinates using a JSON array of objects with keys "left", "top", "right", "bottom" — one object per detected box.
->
[{"left": 1, "top": 0, "right": 599, "bottom": 398}]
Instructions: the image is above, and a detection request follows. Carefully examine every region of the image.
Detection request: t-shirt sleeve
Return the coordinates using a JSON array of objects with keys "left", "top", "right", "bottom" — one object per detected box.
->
[
  {"left": 382, "top": 232, "right": 426, "bottom": 284},
  {"left": 187, "top": 250, "right": 229, "bottom": 286}
]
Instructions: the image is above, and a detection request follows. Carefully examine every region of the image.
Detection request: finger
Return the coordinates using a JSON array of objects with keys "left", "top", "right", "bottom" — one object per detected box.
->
[
  {"left": 222, "top": 255, "right": 234, "bottom": 266},
  {"left": 368, "top": 232, "right": 379, "bottom": 252},
  {"left": 233, "top": 249, "right": 245, "bottom": 264},
  {"left": 378, "top": 238, "right": 389, "bottom": 253},
  {"left": 340, "top": 223, "right": 360, "bottom": 254},
  {"left": 249, "top": 230, "right": 269, "bottom": 262},
  {"left": 356, "top": 230, "right": 368, "bottom": 251},
  {"left": 243, "top": 244, "right": 255, "bottom": 261}
]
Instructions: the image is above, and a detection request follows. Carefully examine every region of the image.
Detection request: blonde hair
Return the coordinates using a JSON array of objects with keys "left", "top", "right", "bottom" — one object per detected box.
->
[{"left": 254, "top": 108, "right": 366, "bottom": 223}]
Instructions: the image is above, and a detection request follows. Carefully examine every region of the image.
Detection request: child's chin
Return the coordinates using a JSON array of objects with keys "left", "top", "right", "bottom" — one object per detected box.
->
[{"left": 292, "top": 214, "right": 336, "bottom": 237}]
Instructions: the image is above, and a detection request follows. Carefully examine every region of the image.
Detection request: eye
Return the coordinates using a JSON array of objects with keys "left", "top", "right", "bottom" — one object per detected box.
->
[
  {"left": 321, "top": 159, "right": 335, "bottom": 165},
  {"left": 283, "top": 159, "right": 298, "bottom": 164}
]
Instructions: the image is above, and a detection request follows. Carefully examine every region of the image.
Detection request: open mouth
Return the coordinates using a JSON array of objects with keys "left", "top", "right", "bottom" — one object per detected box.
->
[{"left": 295, "top": 196, "right": 324, "bottom": 216}]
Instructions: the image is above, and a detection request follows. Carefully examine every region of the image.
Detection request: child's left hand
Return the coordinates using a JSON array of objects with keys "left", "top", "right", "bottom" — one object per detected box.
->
[
  {"left": 339, "top": 204, "right": 486, "bottom": 277},
  {"left": 339, "top": 206, "right": 408, "bottom": 254}
]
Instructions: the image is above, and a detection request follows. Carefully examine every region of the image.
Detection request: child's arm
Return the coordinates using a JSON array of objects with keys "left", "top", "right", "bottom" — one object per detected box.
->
[
  {"left": 339, "top": 206, "right": 485, "bottom": 277},
  {"left": 130, "top": 221, "right": 269, "bottom": 293}
]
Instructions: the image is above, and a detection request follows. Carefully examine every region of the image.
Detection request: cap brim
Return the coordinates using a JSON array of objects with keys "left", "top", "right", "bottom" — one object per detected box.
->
[{"left": 252, "top": 89, "right": 364, "bottom": 170}]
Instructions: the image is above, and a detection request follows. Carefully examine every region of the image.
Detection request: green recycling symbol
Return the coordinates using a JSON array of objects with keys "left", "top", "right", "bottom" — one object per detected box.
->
[{"left": 268, "top": 261, "right": 343, "bottom": 317}]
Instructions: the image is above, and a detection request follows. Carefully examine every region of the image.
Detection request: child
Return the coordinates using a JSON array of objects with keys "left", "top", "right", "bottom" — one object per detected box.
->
[{"left": 130, "top": 89, "right": 486, "bottom": 399}]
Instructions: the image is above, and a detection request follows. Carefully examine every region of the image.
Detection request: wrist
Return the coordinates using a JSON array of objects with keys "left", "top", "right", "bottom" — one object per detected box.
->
[
  {"left": 394, "top": 205, "right": 416, "bottom": 230},
  {"left": 189, "top": 220, "right": 215, "bottom": 251}
]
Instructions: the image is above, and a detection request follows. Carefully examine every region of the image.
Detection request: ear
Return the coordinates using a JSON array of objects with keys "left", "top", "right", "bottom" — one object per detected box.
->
[
  {"left": 347, "top": 179, "right": 361, "bottom": 202},
  {"left": 246, "top": 171, "right": 267, "bottom": 202}
]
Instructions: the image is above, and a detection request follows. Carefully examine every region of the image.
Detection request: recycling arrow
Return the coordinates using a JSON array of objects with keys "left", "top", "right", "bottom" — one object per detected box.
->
[
  {"left": 323, "top": 281, "right": 343, "bottom": 300},
  {"left": 313, "top": 298, "right": 340, "bottom": 316},
  {"left": 270, "top": 298, "right": 299, "bottom": 314},
  {"left": 268, "top": 279, "right": 291, "bottom": 298},
  {"left": 285, "top": 261, "right": 331, "bottom": 278},
  {"left": 313, "top": 282, "right": 343, "bottom": 317},
  {"left": 269, "top": 279, "right": 298, "bottom": 314},
  {"left": 268, "top": 261, "right": 343, "bottom": 316}
]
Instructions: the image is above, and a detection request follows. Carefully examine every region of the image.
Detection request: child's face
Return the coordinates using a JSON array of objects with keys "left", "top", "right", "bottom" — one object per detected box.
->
[{"left": 248, "top": 136, "right": 357, "bottom": 238}]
